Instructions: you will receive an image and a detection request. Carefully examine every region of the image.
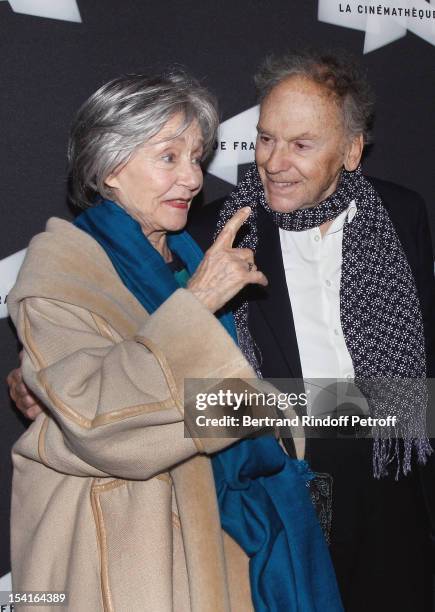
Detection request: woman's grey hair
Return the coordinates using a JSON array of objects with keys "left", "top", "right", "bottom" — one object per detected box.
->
[
  {"left": 254, "top": 49, "right": 375, "bottom": 143},
  {"left": 68, "top": 70, "right": 219, "bottom": 208}
]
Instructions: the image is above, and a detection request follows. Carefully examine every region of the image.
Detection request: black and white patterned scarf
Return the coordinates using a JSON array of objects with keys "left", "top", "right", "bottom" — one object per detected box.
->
[{"left": 215, "top": 163, "right": 431, "bottom": 477}]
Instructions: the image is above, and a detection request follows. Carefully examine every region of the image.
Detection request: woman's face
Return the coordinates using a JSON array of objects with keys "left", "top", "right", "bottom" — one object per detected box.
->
[{"left": 105, "top": 114, "right": 204, "bottom": 237}]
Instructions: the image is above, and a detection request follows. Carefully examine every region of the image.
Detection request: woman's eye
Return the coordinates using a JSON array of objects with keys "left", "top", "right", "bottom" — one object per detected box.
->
[
  {"left": 192, "top": 156, "right": 203, "bottom": 165},
  {"left": 161, "top": 153, "right": 176, "bottom": 163}
]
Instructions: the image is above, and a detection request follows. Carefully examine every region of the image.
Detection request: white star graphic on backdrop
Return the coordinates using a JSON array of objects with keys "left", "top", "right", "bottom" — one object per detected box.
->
[
  {"left": 0, "top": 572, "right": 11, "bottom": 596},
  {"left": 318, "top": 0, "right": 435, "bottom": 53},
  {"left": 0, "top": 0, "right": 81, "bottom": 22},
  {"left": 0, "top": 249, "right": 26, "bottom": 319},
  {"left": 206, "top": 105, "right": 259, "bottom": 185}
]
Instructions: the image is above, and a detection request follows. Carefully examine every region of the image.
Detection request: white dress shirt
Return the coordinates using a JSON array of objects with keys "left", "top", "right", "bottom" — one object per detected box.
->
[{"left": 279, "top": 200, "right": 357, "bottom": 382}]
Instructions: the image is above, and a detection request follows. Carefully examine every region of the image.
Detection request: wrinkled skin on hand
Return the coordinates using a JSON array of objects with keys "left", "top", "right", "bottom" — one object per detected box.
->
[{"left": 188, "top": 207, "right": 268, "bottom": 312}]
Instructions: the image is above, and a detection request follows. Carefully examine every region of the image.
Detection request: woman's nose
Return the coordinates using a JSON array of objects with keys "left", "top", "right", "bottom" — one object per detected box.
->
[{"left": 178, "top": 159, "right": 202, "bottom": 190}]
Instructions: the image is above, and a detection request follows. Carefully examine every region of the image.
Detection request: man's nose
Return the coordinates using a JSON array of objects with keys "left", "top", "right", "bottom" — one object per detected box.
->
[{"left": 265, "top": 144, "right": 291, "bottom": 175}]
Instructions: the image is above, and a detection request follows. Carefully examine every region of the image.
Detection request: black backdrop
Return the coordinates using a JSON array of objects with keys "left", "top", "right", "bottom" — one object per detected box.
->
[{"left": 1, "top": 0, "right": 434, "bottom": 583}]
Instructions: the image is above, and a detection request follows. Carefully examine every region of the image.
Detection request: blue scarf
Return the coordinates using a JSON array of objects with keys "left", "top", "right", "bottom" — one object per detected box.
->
[{"left": 75, "top": 200, "right": 343, "bottom": 612}]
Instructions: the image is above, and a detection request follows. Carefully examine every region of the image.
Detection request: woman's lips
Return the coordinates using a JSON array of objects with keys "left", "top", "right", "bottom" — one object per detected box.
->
[{"left": 164, "top": 199, "right": 189, "bottom": 209}]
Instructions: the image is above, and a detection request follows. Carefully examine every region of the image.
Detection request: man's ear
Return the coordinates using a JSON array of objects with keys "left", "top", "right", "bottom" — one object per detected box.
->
[{"left": 344, "top": 133, "right": 364, "bottom": 171}]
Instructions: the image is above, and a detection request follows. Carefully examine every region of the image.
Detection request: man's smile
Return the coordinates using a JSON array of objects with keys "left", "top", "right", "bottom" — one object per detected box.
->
[{"left": 266, "top": 178, "right": 301, "bottom": 190}]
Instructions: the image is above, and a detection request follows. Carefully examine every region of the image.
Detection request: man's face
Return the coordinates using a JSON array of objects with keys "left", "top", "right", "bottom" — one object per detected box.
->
[{"left": 255, "top": 75, "right": 361, "bottom": 212}]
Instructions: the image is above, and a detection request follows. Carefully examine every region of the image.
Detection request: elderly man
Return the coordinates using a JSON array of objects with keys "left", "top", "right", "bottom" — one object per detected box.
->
[
  {"left": 9, "top": 51, "right": 435, "bottom": 610},
  {"left": 187, "top": 51, "right": 435, "bottom": 611}
]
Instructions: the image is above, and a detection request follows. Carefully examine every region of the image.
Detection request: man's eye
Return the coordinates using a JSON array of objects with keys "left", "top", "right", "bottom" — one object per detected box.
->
[
  {"left": 258, "top": 134, "right": 272, "bottom": 144},
  {"left": 295, "top": 142, "right": 309, "bottom": 150}
]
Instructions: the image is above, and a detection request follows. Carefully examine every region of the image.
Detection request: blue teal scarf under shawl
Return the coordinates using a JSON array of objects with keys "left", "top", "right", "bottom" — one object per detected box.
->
[{"left": 75, "top": 199, "right": 343, "bottom": 612}]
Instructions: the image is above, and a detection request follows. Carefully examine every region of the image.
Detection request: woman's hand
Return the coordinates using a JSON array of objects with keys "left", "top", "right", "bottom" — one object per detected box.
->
[
  {"left": 187, "top": 207, "right": 268, "bottom": 313},
  {"left": 6, "top": 351, "right": 43, "bottom": 420}
]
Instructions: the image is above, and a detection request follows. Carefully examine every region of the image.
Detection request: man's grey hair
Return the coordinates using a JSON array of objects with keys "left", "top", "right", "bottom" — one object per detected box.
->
[
  {"left": 254, "top": 49, "right": 375, "bottom": 143},
  {"left": 68, "top": 70, "right": 219, "bottom": 208}
]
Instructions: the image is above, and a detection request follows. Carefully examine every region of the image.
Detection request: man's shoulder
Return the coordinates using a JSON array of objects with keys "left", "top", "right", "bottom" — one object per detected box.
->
[
  {"left": 366, "top": 175, "right": 431, "bottom": 251},
  {"left": 367, "top": 175, "right": 426, "bottom": 219}
]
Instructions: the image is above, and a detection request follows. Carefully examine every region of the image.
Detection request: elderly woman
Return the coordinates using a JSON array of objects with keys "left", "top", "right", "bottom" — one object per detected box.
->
[{"left": 8, "top": 72, "right": 342, "bottom": 611}]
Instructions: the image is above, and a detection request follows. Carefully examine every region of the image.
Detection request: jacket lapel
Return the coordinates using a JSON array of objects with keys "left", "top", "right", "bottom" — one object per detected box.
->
[{"left": 252, "top": 206, "right": 303, "bottom": 379}]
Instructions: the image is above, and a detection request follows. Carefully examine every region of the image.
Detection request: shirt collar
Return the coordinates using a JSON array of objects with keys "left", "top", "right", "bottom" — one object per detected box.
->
[{"left": 326, "top": 199, "right": 357, "bottom": 235}]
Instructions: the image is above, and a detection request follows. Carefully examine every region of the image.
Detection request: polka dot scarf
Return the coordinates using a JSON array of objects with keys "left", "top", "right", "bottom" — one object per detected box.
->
[{"left": 215, "top": 163, "right": 431, "bottom": 477}]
